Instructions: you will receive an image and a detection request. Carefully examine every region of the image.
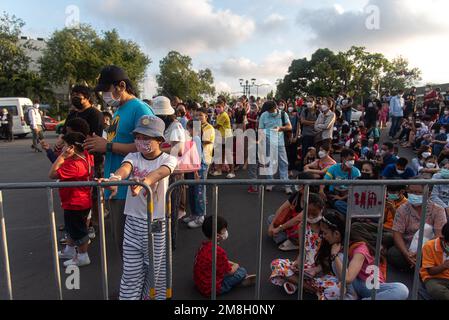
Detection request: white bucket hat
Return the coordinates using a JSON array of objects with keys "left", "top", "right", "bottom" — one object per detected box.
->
[{"left": 152, "top": 96, "right": 175, "bottom": 116}]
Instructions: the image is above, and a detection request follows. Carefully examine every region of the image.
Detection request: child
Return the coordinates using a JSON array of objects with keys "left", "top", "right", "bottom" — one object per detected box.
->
[
  {"left": 49, "top": 132, "right": 94, "bottom": 267},
  {"left": 194, "top": 215, "right": 256, "bottom": 297},
  {"left": 105, "top": 115, "right": 177, "bottom": 300},
  {"left": 379, "top": 102, "right": 389, "bottom": 129},
  {"left": 420, "top": 222, "right": 449, "bottom": 300},
  {"left": 183, "top": 116, "right": 212, "bottom": 229}
]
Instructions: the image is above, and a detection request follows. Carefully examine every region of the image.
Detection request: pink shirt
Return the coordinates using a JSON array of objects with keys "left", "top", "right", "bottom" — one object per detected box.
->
[{"left": 350, "top": 243, "right": 386, "bottom": 283}]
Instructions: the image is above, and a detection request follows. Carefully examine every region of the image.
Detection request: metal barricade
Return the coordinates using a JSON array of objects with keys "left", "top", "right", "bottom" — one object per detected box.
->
[
  {"left": 166, "top": 179, "right": 449, "bottom": 301},
  {"left": 0, "top": 180, "right": 153, "bottom": 300}
]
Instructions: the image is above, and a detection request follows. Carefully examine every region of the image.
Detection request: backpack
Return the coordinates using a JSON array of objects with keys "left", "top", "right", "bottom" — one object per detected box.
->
[{"left": 25, "top": 108, "right": 33, "bottom": 126}]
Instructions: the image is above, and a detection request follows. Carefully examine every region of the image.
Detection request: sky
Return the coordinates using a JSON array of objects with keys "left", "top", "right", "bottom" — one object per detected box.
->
[{"left": 2, "top": 0, "right": 449, "bottom": 98}]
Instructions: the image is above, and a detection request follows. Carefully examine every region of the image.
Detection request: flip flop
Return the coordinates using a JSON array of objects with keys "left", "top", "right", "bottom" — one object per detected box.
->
[
  {"left": 279, "top": 240, "right": 299, "bottom": 252},
  {"left": 283, "top": 282, "right": 298, "bottom": 295}
]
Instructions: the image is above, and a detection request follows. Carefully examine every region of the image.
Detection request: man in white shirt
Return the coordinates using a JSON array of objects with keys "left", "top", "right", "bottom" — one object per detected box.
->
[{"left": 29, "top": 100, "right": 45, "bottom": 152}]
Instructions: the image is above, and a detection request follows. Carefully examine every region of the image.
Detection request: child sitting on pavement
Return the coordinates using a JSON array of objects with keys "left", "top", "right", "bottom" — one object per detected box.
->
[{"left": 194, "top": 215, "right": 256, "bottom": 297}]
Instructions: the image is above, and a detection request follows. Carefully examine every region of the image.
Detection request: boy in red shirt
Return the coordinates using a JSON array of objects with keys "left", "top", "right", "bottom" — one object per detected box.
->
[
  {"left": 193, "top": 215, "right": 256, "bottom": 297},
  {"left": 49, "top": 132, "right": 94, "bottom": 267}
]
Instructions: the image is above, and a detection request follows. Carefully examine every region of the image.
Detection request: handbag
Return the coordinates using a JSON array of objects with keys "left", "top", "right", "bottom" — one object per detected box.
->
[{"left": 173, "top": 139, "right": 201, "bottom": 174}]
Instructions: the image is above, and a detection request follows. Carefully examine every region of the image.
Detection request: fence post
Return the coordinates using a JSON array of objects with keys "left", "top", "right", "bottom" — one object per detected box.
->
[
  {"left": 297, "top": 185, "right": 310, "bottom": 300},
  {"left": 340, "top": 186, "right": 353, "bottom": 300},
  {"left": 411, "top": 184, "right": 430, "bottom": 300},
  {"left": 255, "top": 186, "right": 265, "bottom": 300},
  {"left": 166, "top": 189, "right": 173, "bottom": 300},
  {"left": 0, "top": 191, "right": 12, "bottom": 300},
  {"left": 46, "top": 188, "right": 62, "bottom": 300},
  {"left": 371, "top": 185, "right": 387, "bottom": 300},
  {"left": 211, "top": 185, "right": 219, "bottom": 300},
  {"left": 146, "top": 186, "right": 156, "bottom": 300},
  {"left": 96, "top": 186, "right": 109, "bottom": 300}
]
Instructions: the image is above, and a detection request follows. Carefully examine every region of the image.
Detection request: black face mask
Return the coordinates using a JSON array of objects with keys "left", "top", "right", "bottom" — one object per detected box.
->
[
  {"left": 361, "top": 173, "right": 373, "bottom": 180},
  {"left": 72, "top": 97, "right": 84, "bottom": 110}
]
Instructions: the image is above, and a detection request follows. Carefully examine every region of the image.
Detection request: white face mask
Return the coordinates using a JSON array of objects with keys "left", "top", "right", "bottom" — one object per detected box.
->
[
  {"left": 220, "top": 230, "right": 229, "bottom": 241},
  {"left": 426, "top": 162, "right": 436, "bottom": 169},
  {"left": 288, "top": 107, "right": 294, "bottom": 113},
  {"left": 307, "top": 215, "right": 323, "bottom": 224},
  {"left": 34, "top": 104, "right": 40, "bottom": 109},
  {"left": 422, "top": 152, "right": 432, "bottom": 159},
  {"left": 321, "top": 105, "right": 329, "bottom": 112},
  {"left": 307, "top": 102, "right": 313, "bottom": 108},
  {"left": 103, "top": 92, "right": 121, "bottom": 108},
  {"left": 345, "top": 160, "right": 355, "bottom": 169},
  {"left": 396, "top": 169, "right": 405, "bottom": 175},
  {"left": 318, "top": 151, "right": 327, "bottom": 159}
]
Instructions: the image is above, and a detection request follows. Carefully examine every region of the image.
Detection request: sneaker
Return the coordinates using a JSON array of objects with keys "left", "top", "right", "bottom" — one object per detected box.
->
[
  {"left": 283, "top": 282, "right": 298, "bottom": 295},
  {"left": 58, "top": 247, "right": 76, "bottom": 260},
  {"left": 182, "top": 215, "right": 196, "bottom": 224},
  {"left": 210, "top": 171, "right": 223, "bottom": 177},
  {"left": 59, "top": 235, "right": 68, "bottom": 245},
  {"left": 188, "top": 216, "right": 205, "bottom": 229},
  {"left": 285, "top": 187, "right": 293, "bottom": 195},
  {"left": 58, "top": 225, "right": 65, "bottom": 232},
  {"left": 64, "top": 254, "right": 91, "bottom": 267},
  {"left": 226, "top": 173, "right": 236, "bottom": 179},
  {"left": 88, "top": 226, "right": 96, "bottom": 240},
  {"left": 240, "top": 274, "right": 256, "bottom": 287},
  {"left": 247, "top": 186, "right": 259, "bottom": 194},
  {"left": 279, "top": 239, "right": 300, "bottom": 252},
  {"left": 266, "top": 185, "right": 274, "bottom": 192}
]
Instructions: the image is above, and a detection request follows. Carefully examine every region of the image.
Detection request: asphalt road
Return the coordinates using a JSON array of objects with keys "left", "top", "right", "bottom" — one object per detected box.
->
[{"left": 0, "top": 130, "right": 415, "bottom": 300}]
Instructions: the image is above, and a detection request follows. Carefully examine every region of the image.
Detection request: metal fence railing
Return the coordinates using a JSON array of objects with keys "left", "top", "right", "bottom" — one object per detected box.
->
[
  {"left": 166, "top": 179, "right": 449, "bottom": 301},
  {"left": 0, "top": 181, "right": 154, "bottom": 300}
]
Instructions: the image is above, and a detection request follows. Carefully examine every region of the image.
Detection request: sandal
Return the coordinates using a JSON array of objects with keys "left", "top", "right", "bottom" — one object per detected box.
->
[
  {"left": 283, "top": 282, "right": 298, "bottom": 295},
  {"left": 278, "top": 239, "right": 300, "bottom": 252}
]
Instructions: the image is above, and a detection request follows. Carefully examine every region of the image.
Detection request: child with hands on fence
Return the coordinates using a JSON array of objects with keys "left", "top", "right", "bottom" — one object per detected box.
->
[{"left": 101, "top": 115, "right": 177, "bottom": 300}]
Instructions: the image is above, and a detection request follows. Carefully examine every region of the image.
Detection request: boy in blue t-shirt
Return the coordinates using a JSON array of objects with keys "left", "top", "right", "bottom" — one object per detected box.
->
[
  {"left": 381, "top": 158, "right": 415, "bottom": 179},
  {"left": 320, "top": 148, "right": 361, "bottom": 215},
  {"left": 85, "top": 65, "right": 154, "bottom": 255}
]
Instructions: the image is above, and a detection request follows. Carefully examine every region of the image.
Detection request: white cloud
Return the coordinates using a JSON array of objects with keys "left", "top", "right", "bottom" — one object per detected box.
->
[
  {"left": 87, "top": 0, "right": 255, "bottom": 55},
  {"left": 258, "top": 13, "right": 288, "bottom": 33},
  {"left": 215, "top": 81, "right": 233, "bottom": 93},
  {"left": 218, "top": 50, "right": 295, "bottom": 80},
  {"left": 297, "top": 0, "right": 449, "bottom": 48},
  {"left": 333, "top": 4, "right": 345, "bottom": 15}
]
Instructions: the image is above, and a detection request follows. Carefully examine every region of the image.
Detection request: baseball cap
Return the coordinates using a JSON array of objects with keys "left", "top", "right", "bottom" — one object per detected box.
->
[
  {"left": 152, "top": 96, "right": 175, "bottom": 115},
  {"left": 133, "top": 115, "right": 166, "bottom": 141},
  {"left": 95, "top": 65, "right": 130, "bottom": 92}
]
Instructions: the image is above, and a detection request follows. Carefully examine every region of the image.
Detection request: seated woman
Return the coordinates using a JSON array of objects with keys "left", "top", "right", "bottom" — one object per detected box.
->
[
  {"left": 420, "top": 155, "right": 440, "bottom": 179},
  {"left": 332, "top": 224, "right": 410, "bottom": 300},
  {"left": 411, "top": 145, "right": 433, "bottom": 176},
  {"left": 304, "top": 145, "right": 336, "bottom": 178},
  {"left": 268, "top": 192, "right": 324, "bottom": 252}
]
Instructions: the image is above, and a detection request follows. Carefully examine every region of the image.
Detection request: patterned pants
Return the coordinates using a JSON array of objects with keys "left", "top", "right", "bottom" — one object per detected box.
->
[{"left": 119, "top": 215, "right": 167, "bottom": 300}]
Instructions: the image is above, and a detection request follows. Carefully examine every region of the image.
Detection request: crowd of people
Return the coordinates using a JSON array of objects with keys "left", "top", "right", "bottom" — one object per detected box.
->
[{"left": 28, "top": 63, "right": 449, "bottom": 300}]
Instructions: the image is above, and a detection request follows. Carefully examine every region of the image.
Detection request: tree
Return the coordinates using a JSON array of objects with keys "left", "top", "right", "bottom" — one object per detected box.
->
[
  {"left": 156, "top": 51, "right": 215, "bottom": 102},
  {"left": 380, "top": 56, "right": 422, "bottom": 92},
  {"left": 0, "top": 12, "right": 53, "bottom": 101},
  {"left": 39, "top": 25, "right": 151, "bottom": 95}
]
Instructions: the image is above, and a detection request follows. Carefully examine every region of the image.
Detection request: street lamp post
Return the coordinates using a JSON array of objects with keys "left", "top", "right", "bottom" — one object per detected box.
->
[
  {"left": 239, "top": 78, "right": 257, "bottom": 96},
  {"left": 254, "top": 83, "right": 271, "bottom": 98}
]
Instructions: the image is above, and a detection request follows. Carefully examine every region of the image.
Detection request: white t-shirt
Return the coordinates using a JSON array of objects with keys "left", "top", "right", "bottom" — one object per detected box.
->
[
  {"left": 165, "top": 121, "right": 186, "bottom": 143},
  {"left": 122, "top": 152, "right": 177, "bottom": 220}
]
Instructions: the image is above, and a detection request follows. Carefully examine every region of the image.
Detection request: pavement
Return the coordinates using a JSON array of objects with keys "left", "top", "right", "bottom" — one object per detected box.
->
[{"left": 0, "top": 129, "right": 417, "bottom": 300}]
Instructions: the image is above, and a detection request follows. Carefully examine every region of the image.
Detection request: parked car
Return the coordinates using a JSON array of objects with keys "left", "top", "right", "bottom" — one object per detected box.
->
[
  {"left": 351, "top": 107, "right": 363, "bottom": 124},
  {"left": 0, "top": 97, "right": 32, "bottom": 138},
  {"left": 42, "top": 116, "right": 59, "bottom": 131}
]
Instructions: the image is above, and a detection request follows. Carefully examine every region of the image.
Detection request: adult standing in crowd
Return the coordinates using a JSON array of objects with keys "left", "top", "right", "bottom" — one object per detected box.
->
[
  {"left": 29, "top": 99, "right": 45, "bottom": 152},
  {"left": 389, "top": 90, "right": 405, "bottom": 139},
  {"left": 363, "top": 90, "right": 382, "bottom": 130},
  {"left": 1, "top": 108, "right": 13, "bottom": 142},
  {"left": 258, "top": 100, "right": 293, "bottom": 195},
  {"left": 84, "top": 65, "right": 154, "bottom": 257},
  {"left": 299, "top": 97, "right": 318, "bottom": 170},
  {"left": 404, "top": 87, "right": 417, "bottom": 118},
  {"left": 314, "top": 98, "right": 336, "bottom": 150}
]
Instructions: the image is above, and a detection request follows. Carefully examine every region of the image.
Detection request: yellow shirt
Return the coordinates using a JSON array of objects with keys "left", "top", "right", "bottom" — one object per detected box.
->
[
  {"left": 216, "top": 112, "right": 232, "bottom": 139},
  {"left": 201, "top": 122, "right": 215, "bottom": 165}
]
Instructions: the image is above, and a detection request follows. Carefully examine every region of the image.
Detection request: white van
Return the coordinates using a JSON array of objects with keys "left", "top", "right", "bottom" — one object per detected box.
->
[{"left": 0, "top": 98, "right": 33, "bottom": 138}]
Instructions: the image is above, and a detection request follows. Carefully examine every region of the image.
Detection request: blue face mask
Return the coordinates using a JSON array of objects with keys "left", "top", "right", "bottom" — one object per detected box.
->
[
  {"left": 388, "top": 193, "right": 400, "bottom": 201},
  {"left": 408, "top": 194, "right": 423, "bottom": 206},
  {"left": 441, "top": 169, "right": 449, "bottom": 179}
]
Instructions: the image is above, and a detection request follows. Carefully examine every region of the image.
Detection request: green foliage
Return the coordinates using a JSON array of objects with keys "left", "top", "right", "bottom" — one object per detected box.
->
[
  {"left": 0, "top": 12, "right": 53, "bottom": 102},
  {"left": 39, "top": 25, "right": 151, "bottom": 94},
  {"left": 276, "top": 46, "right": 422, "bottom": 102},
  {"left": 156, "top": 51, "right": 215, "bottom": 102}
]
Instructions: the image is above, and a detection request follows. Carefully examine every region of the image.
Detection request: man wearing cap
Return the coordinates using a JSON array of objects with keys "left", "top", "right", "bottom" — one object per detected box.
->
[{"left": 84, "top": 65, "right": 154, "bottom": 257}]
